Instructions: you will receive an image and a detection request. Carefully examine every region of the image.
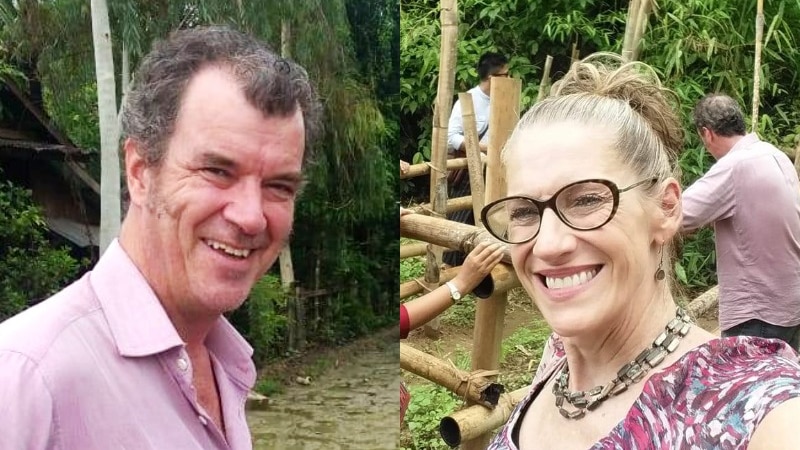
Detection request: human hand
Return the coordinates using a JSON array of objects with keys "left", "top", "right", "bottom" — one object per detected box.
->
[
  {"left": 400, "top": 160, "right": 410, "bottom": 174},
  {"left": 452, "top": 242, "right": 505, "bottom": 293}
]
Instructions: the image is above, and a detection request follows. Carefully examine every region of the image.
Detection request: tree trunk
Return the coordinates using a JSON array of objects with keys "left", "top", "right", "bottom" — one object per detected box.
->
[
  {"left": 751, "top": 0, "right": 764, "bottom": 131},
  {"left": 90, "top": 0, "right": 120, "bottom": 253}
]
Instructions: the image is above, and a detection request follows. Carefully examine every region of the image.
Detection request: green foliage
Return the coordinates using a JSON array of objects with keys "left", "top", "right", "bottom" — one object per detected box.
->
[
  {"left": 253, "top": 376, "right": 284, "bottom": 396},
  {"left": 244, "top": 274, "right": 289, "bottom": 366},
  {"left": 0, "top": 174, "right": 81, "bottom": 321},
  {"left": 400, "top": 253, "right": 425, "bottom": 282},
  {"left": 402, "top": 384, "right": 460, "bottom": 450}
]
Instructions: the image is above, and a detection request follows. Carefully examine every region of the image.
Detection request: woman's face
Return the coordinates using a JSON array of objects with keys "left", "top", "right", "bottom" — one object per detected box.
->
[{"left": 504, "top": 121, "right": 664, "bottom": 338}]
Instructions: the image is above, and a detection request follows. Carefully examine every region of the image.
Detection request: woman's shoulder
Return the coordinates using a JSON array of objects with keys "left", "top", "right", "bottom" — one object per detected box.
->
[{"left": 618, "top": 336, "right": 800, "bottom": 448}]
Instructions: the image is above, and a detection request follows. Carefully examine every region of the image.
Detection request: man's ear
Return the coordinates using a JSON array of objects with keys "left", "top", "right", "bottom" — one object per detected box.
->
[
  {"left": 124, "top": 138, "right": 149, "bottom": 207},
  {"left": 652, "top": 177, "right": 682, "bottom": 243}
]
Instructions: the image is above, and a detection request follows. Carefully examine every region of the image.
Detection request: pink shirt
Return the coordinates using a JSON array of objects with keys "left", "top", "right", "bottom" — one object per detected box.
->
[
  {"left": 0, "top": 239, "right": 256, "bottom": 449},
  {"left": 682, "top": 133, "right": 800, "bottom": 330}
]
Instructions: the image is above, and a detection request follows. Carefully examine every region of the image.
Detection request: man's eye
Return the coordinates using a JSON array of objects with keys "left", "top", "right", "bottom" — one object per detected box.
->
[
  {"left": 264, "top": 183, "right": 297, "bottom": 198},
  {"left": 203, "top": 167, "right": 230, "bottom": 178}
]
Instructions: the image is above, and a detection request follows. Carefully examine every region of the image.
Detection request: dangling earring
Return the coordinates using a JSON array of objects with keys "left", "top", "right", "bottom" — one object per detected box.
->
[{"left": 654, "top": 245, "right": 665, "bottom": 281}]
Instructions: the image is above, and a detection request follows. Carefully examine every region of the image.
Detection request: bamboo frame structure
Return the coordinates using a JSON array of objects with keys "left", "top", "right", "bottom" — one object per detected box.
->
[
  {"left": 621, "top": 0, "right": 653, "bottom": 62},
  {"left": 400, "top": 343, "right": 505, "bottom": 408},
  {"left": 751, "top": 0, "right": 764, "bottom": 131}
]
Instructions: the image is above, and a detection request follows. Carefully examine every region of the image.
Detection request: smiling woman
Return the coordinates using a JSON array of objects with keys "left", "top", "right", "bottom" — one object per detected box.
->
[{"left": 483, "top": 53, "right": 800, "bottom": 450}]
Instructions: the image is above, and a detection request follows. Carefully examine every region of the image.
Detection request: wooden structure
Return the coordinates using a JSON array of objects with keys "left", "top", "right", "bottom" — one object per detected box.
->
[{"left": 0, "top": 76, "right": 100, "bottom": 250}]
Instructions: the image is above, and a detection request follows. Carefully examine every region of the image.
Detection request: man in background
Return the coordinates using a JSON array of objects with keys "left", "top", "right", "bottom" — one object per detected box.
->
[{"left": 682, "top": 93, "right": 800, "bottom": 348}]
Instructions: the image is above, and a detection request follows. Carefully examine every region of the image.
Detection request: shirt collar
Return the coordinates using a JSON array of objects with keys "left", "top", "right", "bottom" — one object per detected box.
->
[
  {"left": 90, "top": 239, "right": 255, "bottom": 385},
  {"left": 728, "top": 133, "right": 759, "bottom": 154}
]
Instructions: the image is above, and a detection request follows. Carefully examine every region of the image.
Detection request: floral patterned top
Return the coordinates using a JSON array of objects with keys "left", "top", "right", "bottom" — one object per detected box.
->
[{"left": 488, "top": 335, "right": 800, "bottom": 449}]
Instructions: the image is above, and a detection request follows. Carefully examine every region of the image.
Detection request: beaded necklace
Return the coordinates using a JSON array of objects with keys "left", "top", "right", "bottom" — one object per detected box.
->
[{"left": 552, "top": 307, "right": 692, "bottom": 419}]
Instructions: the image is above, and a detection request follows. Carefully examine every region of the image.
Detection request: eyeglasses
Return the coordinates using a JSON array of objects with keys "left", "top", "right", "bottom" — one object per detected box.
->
[{"left": 480, "top": 178, "right": 657, "bottom": 244}]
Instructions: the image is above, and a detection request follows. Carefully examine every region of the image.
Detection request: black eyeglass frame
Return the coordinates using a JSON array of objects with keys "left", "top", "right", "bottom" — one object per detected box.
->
[{"left": 480, "top": 178, "right": 658, "bottom": 244}]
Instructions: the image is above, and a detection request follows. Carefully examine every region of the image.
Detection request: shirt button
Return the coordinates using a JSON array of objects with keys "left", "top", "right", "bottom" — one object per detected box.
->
[
  {"left": 199, "top": 415, "right": 208, "bottom": 426},
  {"left": 177, "top": 358, "right": 188, "bottom": 372}
]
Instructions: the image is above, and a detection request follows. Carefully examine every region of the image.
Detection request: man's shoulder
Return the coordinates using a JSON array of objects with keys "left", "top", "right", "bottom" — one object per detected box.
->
[{"left": 0, "top": 273, "right": 103, "bottom": 363}]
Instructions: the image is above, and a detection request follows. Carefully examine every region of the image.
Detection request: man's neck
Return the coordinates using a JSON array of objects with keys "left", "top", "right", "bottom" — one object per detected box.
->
[
  {"left": 713, "top": 133, "right": 746, "bottom": 159},
  {"left": 479, "top": 79, "right": 490, "bottom": 95}
]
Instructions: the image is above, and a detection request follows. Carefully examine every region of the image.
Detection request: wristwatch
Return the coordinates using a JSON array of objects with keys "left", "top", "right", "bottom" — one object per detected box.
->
[{"left": 445, "top": 281, "right": 462, "bottom": 304}]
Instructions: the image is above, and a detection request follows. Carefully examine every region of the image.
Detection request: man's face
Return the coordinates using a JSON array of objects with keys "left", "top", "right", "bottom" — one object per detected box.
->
[{"left": 137, "top": 67, "right": 305, "bottom": 318}]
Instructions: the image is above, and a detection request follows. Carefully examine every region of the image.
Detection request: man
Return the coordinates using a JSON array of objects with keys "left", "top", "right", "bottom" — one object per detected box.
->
[
  {"left": 0, "top": 27, "right": 320, "bottom": 449},
  {"left": 682, "top": 93, "right": 800, "bottom": 348},
  {"left": 444, "top": 51, "right": 508, "bottom": 267}
]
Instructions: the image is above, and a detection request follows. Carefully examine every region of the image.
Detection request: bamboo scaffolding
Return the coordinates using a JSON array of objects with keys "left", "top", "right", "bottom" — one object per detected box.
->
[
  {"left": 686, "top": 285, "right": 719, "bottom": 320},
  {"left": 440, "top": 386, "right": 530, "bottom": 447},
  {"left": 794, "top": 141, "right": 800, "bottom": 179},
  {"left": 423, "top": 0, "right": 459, "bottom": 334},
  {"left": 400, "top": 214, "right": 511, "bottom": 265},
  {"left": 458, "top": 92, "right": 487, "bottom": 223},
  {"left": 536, "top": 55, "right": 554, "bottom": 103},
  {"left": 462, "top": 76, "right": 521, "bottom": 450},
  {"left": 400, "top": 156, "right": 486, "bottom": 180},
  {"left": 401, "top": 343, "right": 505, "bottom": 408},
  {"left": 401, "top": 266, "right": 461, "bottom": 299},
  {"left": 751, "top": 0, "right": 764, "bottom": 131}
]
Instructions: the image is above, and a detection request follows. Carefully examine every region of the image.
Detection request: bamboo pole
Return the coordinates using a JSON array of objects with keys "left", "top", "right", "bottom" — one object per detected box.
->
[
  {"left": 536, "top": 55, "right": 554, "bottom": 103},
  {"left": 400, "top": 214, "right": 511, "bottom": 265},
  {"left": 686, "top": 285, "right": 719, "bottom": 320},
  {"left": 621, "top": 0, "right": 642, "bottom": 62},
  {"left": 409, "top": 195, "right": 473, "bottom": 216},
  {"left": 631, "top": 0, "right": 653, "bottom": 62},
  {"left": 440, "top": 386, "right": 530, "bottom": 447},
  {"left": 462, "top": 76, "right": 521, "bottom": 450},
  {"left": 751, "top": 0, "right": 764, "bottom": 131},
  {"left": 400, "top": 156, "right": 486, "bottom": 180},
  {"left": 423, "top": 0, "right": 459, "bottom": 335},
  {"left": 570, "top": 41, "right": 580, "bottom": 64},
  {"left": 400, "top": 242, "right": 428, "bottom": 259},
  {"left": 401, "top": 343, "right": 505, "bottom": 408},
  {"left": 458, "top": 93, "right": 487, "bottom": 224}
]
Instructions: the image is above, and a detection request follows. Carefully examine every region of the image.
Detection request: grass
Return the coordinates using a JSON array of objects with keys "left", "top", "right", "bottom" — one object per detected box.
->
[{"left": 253, "top": 376, "right": 284, "bottom": 396}]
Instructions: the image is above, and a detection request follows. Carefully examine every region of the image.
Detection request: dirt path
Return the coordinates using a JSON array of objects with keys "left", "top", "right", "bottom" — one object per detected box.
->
[{"left": 248, "top": 328, "right": 399, "bottom": 449}]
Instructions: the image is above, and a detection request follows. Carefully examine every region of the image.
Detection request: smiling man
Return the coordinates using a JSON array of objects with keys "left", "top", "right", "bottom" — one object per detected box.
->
[{"left": 0, "top": 27, "right": 320, "bottom": 449}]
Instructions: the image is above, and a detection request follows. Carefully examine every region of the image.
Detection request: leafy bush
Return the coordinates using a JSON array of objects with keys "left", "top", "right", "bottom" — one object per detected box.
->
[
  {"left": 403, "top": 384, "right": 460, "bottom": 450},
  {"left": 0, "top": 175, "right": 81, "bottom": 321}
]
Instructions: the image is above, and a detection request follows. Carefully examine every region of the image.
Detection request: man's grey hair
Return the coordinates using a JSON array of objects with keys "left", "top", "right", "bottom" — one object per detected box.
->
[
  {"left": 121, "top": 26, "right": 323, "bottom": 167},
  {"left": 692, "top": 94, "right": 746, "bottom": 137}
]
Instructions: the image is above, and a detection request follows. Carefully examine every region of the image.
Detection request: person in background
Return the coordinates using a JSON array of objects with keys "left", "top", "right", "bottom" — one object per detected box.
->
[
  {"left": 443, "top": 51, "right": 509, "bottom": 268},
  {"left": 0, "top": 26, "right": 321, "bottom": 449},
  {"left": 399, "top": 207, "right": 504, "bottom": 424},
  {"left": 482, "top": 53, "right": 800, "bottom": 449},
  {"left": 682, "top": 93, "right": 800, "bottom": 349}
]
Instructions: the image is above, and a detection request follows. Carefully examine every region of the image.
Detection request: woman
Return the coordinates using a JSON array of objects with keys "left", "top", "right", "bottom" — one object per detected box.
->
[{"left": 482, "top": 54, "right": 800, "bottom": 449}]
